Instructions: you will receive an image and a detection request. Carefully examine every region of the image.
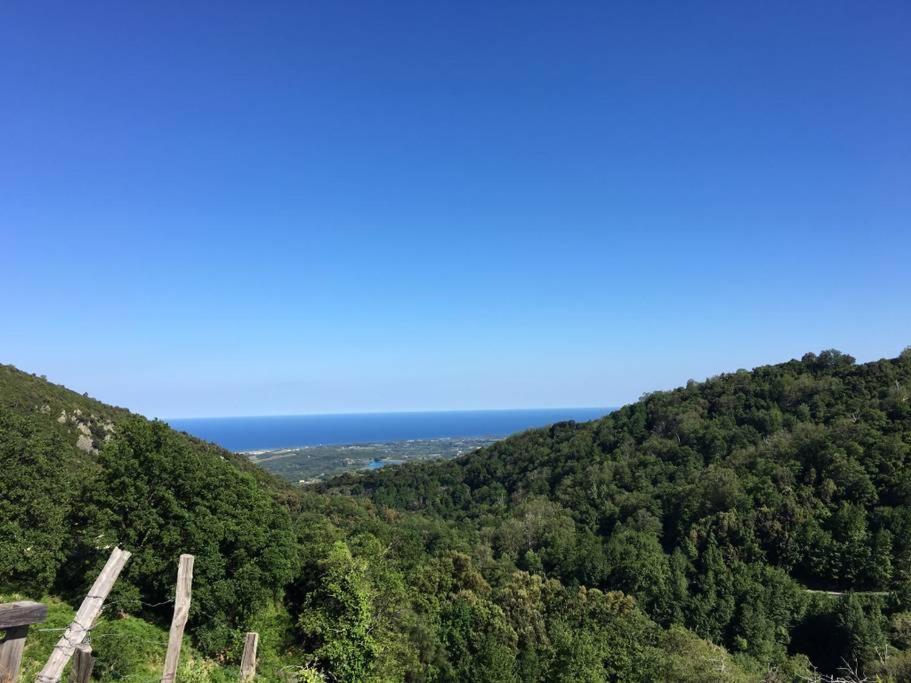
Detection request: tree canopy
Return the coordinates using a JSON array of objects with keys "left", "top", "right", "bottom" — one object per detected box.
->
[{"left": 3, "top": 351, "right": 911, "bottom": 680}]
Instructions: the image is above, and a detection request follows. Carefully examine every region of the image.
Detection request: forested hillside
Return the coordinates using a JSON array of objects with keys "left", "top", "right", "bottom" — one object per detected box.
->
[
  {"left": 3, "top": 352, "right": 911, "bottom": 681},
  {"left": 323, "top": 349, "right": 911, "bottom": 679}
]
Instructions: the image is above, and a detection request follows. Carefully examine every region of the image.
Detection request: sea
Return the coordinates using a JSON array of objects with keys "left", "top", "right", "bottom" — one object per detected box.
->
[{"left": 168, "top": 407, "right": 610, "bottom": 453}]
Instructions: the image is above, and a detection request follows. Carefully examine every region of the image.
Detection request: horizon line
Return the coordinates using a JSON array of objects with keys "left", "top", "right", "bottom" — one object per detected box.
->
[{"left": 161, "top": 405, "right": 615, "bottom": 422}]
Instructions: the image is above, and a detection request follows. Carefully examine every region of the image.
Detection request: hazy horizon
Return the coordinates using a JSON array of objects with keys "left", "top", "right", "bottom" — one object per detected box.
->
[
  {"left": 163, "top": 405, "right": 613, "bottom": 422},
  {"left": 12, "top": 347, "right": 909, "bottom": 421}
]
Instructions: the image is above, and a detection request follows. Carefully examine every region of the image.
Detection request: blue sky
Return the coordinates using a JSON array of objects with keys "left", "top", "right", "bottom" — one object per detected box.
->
[{"left": 2, "top": 2, "right": 909, "bottom": 418}]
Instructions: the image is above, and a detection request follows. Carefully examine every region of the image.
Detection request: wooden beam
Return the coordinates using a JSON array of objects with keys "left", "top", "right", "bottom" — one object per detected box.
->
[
  {"left": 36, "top": 547, "right": 131, "bottom": 683},
  {"left": 0, "top": 602, "right": 48, "bottom": 630},
  {"left": 239, "top": 632, "right": 259, "bottom": 681},
  {"left": 0, "top": 600, "right": 47, "bottom": 683},
  {"left": 68, "top": 645, "right": 94, "bottom": 683},
  {"left": 160, "top": 554, "right": 194, "bottom": 683},
  {"left": 0, "top": 626, "right": 29, "bottom": 683}
]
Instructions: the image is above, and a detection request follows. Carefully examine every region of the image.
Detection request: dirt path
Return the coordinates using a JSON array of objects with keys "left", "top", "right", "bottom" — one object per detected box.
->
[{"left": 804, "top": 589, "right": 890, "bottom": 597}]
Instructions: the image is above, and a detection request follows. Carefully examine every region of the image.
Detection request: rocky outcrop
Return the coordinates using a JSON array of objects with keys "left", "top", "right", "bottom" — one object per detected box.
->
[{"left": 55, "top": 408, "right": 112, "bottom": 454}]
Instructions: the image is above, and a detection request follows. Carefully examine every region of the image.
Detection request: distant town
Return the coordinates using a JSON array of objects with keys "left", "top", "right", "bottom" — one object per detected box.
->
[{"left": 244, "top": 436, "right": 500, "bottom": 483}]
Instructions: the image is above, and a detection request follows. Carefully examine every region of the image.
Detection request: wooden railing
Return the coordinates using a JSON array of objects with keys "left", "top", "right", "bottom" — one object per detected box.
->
[
  {"left": 0, "top": 549, "right": 259, "bottom": 682},
  {"left": 1, "top": 601, "right": 49, "bottom": 683}
]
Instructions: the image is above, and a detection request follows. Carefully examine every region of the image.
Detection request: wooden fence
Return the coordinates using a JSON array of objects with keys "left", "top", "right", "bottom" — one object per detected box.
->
[{"left": 0, "top": 548, "right": 258, "bottom": 683}]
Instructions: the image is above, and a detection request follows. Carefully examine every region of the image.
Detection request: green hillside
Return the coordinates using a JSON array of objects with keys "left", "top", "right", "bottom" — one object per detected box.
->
[
  {"left": 322, "top": 349, "right": 911, "bottom": 678},
  {"left": 0, "top": 364, "right": 130, "bottom": 459},
  {"left": 3, "top": 352, "right": 911, "bottom": 680},
  {"left": 0, "top": 364, "right": 284, "bottom": 490}
]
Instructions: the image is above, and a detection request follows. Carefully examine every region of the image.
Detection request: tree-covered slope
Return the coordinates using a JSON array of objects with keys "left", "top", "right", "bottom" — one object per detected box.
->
[
  {"left": 4, "top": 352, "right": 911, "bottom": 681},
  {"left": 323, "top": 349, "right": 911, "bottom": 676},
  {"left": 0, "top": 365, "right": 299, "bottom": 656},
  {"left": 0, "top": 363, "right": 776, "bottom": 681},
  {"left": 0, "top": 364, "right": 284, "bottom": 489},
  {"left": 0, "top": 363, "right": 130, "bottom": 459}
]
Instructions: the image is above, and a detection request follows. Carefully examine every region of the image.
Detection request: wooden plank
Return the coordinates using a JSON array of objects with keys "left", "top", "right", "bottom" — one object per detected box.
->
[
  {"left": 0, "top": 601, "right": 47, "bottom": 683},
  {"left": 239, "top": 632, "right": 259, "bottom": 681},
  {"left": 68, "top": 645, "right": 93, "bottom": 683},
  {"left": 0, "top": 626, "right": 28, "bottom": 683},
  {"left": 36, "top": 547, "right": 131, "bottom": 683},
  {"left": 160, "top": 554, "right": 194, "bottom": 683},
  {"left": 0, "top": 602, "right": 48, "bottom": 629}
]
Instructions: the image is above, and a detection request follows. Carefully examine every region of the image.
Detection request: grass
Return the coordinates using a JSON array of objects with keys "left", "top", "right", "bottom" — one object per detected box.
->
[{"left": 1, "top": 594, "right": 244, "bottom": 682}]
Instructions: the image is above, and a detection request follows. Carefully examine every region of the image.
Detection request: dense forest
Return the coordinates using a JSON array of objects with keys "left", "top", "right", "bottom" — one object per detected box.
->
[{"left": 2, "top": 350, "right": 911, "bottom": 681}]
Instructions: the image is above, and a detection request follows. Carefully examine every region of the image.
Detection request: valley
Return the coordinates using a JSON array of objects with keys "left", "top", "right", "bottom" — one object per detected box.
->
[{"left": 244, "top": 436, "right": 499, "bottom": 483}]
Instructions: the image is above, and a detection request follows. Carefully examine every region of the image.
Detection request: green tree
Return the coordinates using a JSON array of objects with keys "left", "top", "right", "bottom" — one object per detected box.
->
[
  {"left": 80, "top": 418, "right": 297, "bottom": 655},
  {"left": 0, "top": 412, "right": 74, "bottom": 593},
  {"left": 604, "top": 527, "right": 671, "bottom": 620},
  {"left": 439, "top": 590, "right": 518, "bottom": 682},
  {"left": 834, "top": 593, "right": 888, "bottom": 673},
  {"left": 298, "top": 541, "right": 379, "bottom": 682}
]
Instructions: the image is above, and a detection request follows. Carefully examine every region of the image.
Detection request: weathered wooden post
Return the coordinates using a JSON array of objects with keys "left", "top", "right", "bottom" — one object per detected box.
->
[
  {"left": 0, "top": 601, "right": 48, "bottom": 683},
  {"left": 239, "top": 632, "right": 258, "bottom": 681},
  {"left": 67, "top": 645, "right": 93, "bottom": 683},
  {"left": 37, "top": 547, "right": 131, "bottom": 683},
  {"left": 161, "top": 554, "right": 194, "bottom": 683}
]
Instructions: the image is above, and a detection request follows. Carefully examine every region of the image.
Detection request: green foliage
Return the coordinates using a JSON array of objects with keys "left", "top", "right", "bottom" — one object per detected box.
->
[
  {"left": 890, "top": 610, "right": 911, "bottom": 649},
  {"left": 78, "top": 418, "right": 299, "bottom": 655},
  {"left": 297, "top": 540, "right": 378, "bottom": 681},
  {"left": 438, "top": 589, "right": 518, "bottom": 682},
  {"left": 0, "top": 412, "right": 74, "bottom": 593},
  {"left": 90, "top": 614, "right": 170, "bottom": 680},
  {"left": 657, "top": 625, "right": 755, "bottom": 682},
  {"left": 0, "top": 594, "right": 235, "bottom": 683},
  {"left": 603, "top": 526, "right": 671, "bottom": 619},
  {"left": 4, "top": 351, "right": 911, "bottom": 679},
  {"left": 834, "top": 593, "right": 888, "bottom": 670},
  {"left": 325, "top": 349, "right": 911, "bottom": 676}
]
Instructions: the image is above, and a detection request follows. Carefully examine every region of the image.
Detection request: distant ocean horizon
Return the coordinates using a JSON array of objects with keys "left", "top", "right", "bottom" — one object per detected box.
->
[{"left": 168, "top": 407, "right": 612, "bottom": 452}]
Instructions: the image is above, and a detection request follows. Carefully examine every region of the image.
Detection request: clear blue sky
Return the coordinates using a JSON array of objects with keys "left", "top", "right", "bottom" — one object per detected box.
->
[{"left": 2, "top": 2, "right": 909, "bottom": 418}]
